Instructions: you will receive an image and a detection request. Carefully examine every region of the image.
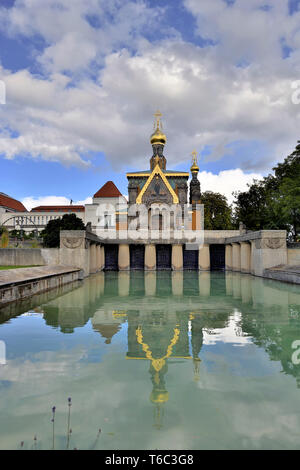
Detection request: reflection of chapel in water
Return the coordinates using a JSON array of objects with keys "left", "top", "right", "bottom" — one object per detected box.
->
[
  {"left": 126, "top": 308, "right": 204, "bottom": 428},
  {"left": 35, "top": 270, "right": 300, "bottom": 428}
]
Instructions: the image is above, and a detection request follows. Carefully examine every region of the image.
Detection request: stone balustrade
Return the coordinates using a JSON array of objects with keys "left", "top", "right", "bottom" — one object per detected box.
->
[
  {"left": 59, "top": 229, "right": 290, "bottom": 280},
  {"left": 224, "top": 230, "right": 287, "bottom": 277}
]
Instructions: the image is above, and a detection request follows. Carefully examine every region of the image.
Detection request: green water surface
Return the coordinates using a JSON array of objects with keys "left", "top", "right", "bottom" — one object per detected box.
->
[{"left": 0, "top": 271, "right": 300, "bottom": 450}]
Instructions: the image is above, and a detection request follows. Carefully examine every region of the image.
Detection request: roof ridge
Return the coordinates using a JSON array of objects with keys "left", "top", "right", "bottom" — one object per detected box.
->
[
  {"left": 93, "top": 181, "right": 122, "bottom": 198},
  {"left": 0, "top": 193, "right": 27, "bottom": 212}
]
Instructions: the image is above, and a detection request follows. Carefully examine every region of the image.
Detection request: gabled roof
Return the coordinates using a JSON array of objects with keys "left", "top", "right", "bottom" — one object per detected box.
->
[
  {"left": 93, "top": 181, "right": 122, "bottom": 198},
  {"left": 31, "top": 205, "right": 85, "bottom": 212},
  {"left": 136, "top": 163, "right": 179, "bottom": 204},
  {"left": 0, "top": 193, "right": 27, "bottom": 212}
]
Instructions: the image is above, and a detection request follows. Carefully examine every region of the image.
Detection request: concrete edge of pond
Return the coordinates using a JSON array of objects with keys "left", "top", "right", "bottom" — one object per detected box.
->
[
  {"left": 264, "top": 264, "right": 300, "bottom": 285},
  {"left": 0, "top": 265, "right": 83, "bottom": 306}
]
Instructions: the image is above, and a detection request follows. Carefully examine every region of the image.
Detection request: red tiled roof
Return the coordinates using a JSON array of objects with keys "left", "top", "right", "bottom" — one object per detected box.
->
[
  {"left": 94, "top": 181, "right": 122, "bottom": 198},
  {"left": 31, "top": 205, "right": 85, "bottom": 212},
  {"left": 0, "top": 193, "right": 27, "bottom": 212}
]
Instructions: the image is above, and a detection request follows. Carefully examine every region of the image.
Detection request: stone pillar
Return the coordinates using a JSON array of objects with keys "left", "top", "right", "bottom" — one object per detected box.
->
[
  {"left": 225, "top": 244, "right": 233, "bottom": 271},
  {"left": 199, "top": 271, "right": 211, "bottom": 296},
  {"left": 118, "top": 272, "right": 130, "bottom": 296},
  {"left": 241, "top": 276, "right": 252, "bottom": 303},
  {"left": 96, "top": 244, "right": 101, "bottom": 271},
  {"left": 145, "top": 272, "right": 156, "bottom": 295},
  {"left": 97, "top": 272, "right": 105, "bottom": 295},
  {"left": 100, "top": 246, "right": 105, "bottom": 271},
  {"left": 250, "top": 232, "right": 287, "bottom": 277},
  {"left": 118, "top": 244, "right": 130, "bottom": 271},
  {"left": 89, "top": 275, "right": 97, "bottom": 302},
  {"left": 232, "top": 274, "right": 241, "bottom": 298},
  {"left": 172, "top": 244, "right": 183, "bottom": 271},
  {"left": 199, "top": 244, "right": 210, "bottom": 271},
  {"left": 145, "top": 244, "right": 156, "bottom": 271},
  {"left": 60, "top": 230, "right": 89, "bottom": 277},
  {"left": 232, "top": 243, "right": 241, "bottom": 272},
  {"left": 172, "top": 271, "right": 183, "bottom": 295},
  {"left": 250, "top": 240, "right": 255, "bottom": 274},
  {"left": 90, "top": 243, "right": 97, "bottom": 274},
  {"left": 225, "top": 271, "right": 233, "bottom": 295},
  {"left": 240, "top": 242, "right": 251, "bottom": 273}
]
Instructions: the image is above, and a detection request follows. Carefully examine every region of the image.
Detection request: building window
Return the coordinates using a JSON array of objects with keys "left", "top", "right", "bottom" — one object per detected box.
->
[{"left": 98, "top": 214, "right": 115, "bottom": 228}]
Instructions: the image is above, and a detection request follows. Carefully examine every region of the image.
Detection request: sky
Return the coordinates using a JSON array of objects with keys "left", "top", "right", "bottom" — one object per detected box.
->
[{"left": 0, "top": 0, "right": 300, "bottom": 209}]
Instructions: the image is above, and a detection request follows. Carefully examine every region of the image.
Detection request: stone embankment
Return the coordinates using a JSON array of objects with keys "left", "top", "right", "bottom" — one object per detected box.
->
[{"left": 0, "top": 266, "right": 83, "bottom": 306}]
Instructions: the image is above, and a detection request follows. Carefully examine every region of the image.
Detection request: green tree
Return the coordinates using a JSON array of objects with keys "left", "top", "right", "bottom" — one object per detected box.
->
[
  {"left": 273, "top": 142, "right": 300, "bottom": 240},
  {"left": 9, "top": 229, "right": 21, "bottom": 239},
  {"left": 233, "top": 180, "right": 267, "bottom": 231},
  {"left": 201, "top": 191, "right": 233, "bottom": 230},
  {"left": 41, "top": 213, "right": 85, "bottom": 248},
  {"left": 233, "top": 175, "right": 282, "bottom": 231},
  {"left": 233, "top": 141, "right": 300, "bottom": 240}
]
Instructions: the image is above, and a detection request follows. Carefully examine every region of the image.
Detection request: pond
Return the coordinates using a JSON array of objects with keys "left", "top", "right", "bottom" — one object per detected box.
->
[{"left": 0, "top": 271, "right": 300, "bottom": 450}]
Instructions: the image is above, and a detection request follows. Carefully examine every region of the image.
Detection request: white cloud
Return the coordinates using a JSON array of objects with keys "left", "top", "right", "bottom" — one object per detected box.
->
[
  {"left": 184, "top": 0, "right": 300, "bottom": 68},
  {"left": 199, "top": 168, "right": 263, "bottom": 204},
  {"left": 203, "top": 310, "right": 252, "bottom": 346},
  {"left": 0, "top": 0, "right": 299, "bottom": 173},
  {"left": 0, "top": 0, "right": 162, "bottom": 72},
  {"left": 22, "top": 195, "right": 92, "bottom": 211}
]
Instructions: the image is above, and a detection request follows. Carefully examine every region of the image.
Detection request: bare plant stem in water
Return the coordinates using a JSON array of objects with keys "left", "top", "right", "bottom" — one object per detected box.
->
[
  {"left": 17, "top": 400, "right": 104, "bottom": 450},
  {"left": 89, "top": 428, "right": 101, "bottom": 450},
  {"left": 51, "top": 406, "right": 56, "bottom": 450},
  {"left": 66, "top": 397, "right": 72, "bottom": 450}
]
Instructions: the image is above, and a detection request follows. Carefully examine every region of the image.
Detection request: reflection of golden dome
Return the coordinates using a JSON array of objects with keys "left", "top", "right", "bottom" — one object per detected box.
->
[
  {"left": 150, "top": 110, "right": 167, "bottom": 146},
  {"left": 150, "top": 390, "right": 169, "bottom": 404}
]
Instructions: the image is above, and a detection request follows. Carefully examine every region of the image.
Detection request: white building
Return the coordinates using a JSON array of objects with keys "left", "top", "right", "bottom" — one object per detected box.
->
[
  {"left": 0, "top": 181, "right": 126, "bottom": 234},
  {"left": 85, "top": 181, "right": 127, "bottom": 234}
]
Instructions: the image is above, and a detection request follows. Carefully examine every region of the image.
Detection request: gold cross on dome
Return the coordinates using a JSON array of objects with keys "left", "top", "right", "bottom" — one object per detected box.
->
[
  {"left": 191, "top": 150, "right": 198, "bottom": 164},
  {"left": 154, "top": 110, "right": 162, "bottom": 129},
  {"left": 154, "top": 110, "right": 162, "bottom": 120}
]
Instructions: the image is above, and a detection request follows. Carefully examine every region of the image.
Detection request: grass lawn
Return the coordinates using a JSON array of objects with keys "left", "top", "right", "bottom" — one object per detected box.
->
[{"left": 0, "top": 265, "right": 41, "bottom": 270}]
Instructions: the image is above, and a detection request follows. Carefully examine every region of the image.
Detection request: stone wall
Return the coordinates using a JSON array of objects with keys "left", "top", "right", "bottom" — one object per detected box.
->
[
  {"left": 204, "top": 230, "right": 240, "bottom": 241},
  {"left": 287, "top": 245, "right": 300, "bottom": 266},
  {"left": 0, "top": 266, "right": 82, "bottom": 306},
  {"left": 225, "top": 230, "right": 288, "bottom": 277},
  {"left": 60, "top": 230, "right": 104, "bottom": 277},
  {"left": 0, "top": 248, "right": 59, "bottom": 266},
  {"left": 60, "top": 230, "right": 90, "bottom": 275},
  {"left": 41, "top": 248, "right": 60, "bottom": 266},
  {"left": 0, "top": 248, "right": 45, "bottom": 266}
]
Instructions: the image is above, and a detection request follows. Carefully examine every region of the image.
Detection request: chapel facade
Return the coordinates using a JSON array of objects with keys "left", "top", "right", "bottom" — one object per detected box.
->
[{"left": 126, "top": 111, "right": 201, "bottom": 211}]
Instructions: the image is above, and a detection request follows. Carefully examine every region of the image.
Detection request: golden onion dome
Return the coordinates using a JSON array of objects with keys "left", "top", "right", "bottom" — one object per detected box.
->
[
  {"left": 150, "top": 390, "right": 169, "bottom": 404},
  {"left": 191, "top": 150, "right": 199, "bottom": 173},
  {"left": 150, "top": 127, "right": 167, "bottom": 146},
  {"left": 191, "top": 162, "right": 199, "bottom": 172}
]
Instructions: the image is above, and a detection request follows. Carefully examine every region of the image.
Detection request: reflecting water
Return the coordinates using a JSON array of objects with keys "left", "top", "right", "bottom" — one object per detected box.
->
[{"left": 0, "top": 271, "right": 300, "bottom": 449}]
